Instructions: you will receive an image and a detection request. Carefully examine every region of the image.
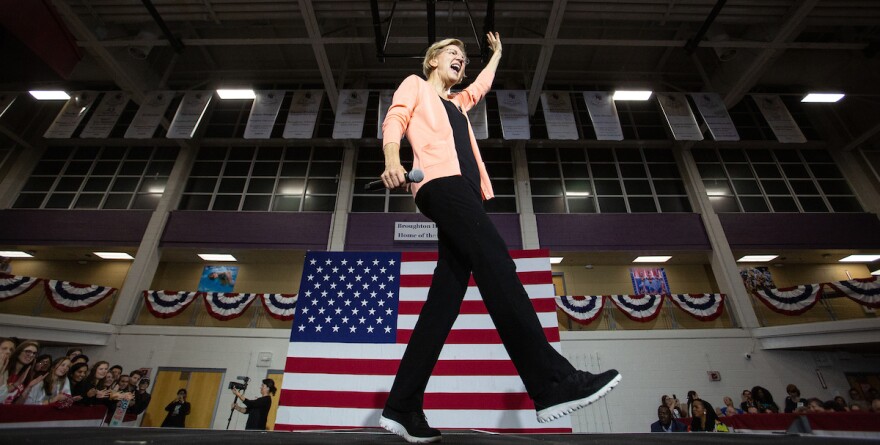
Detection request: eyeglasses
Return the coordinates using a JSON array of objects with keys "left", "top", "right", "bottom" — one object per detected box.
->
[
  {"left": 444, "top": 48, "right": 470, "bottom": 66},
  {"left": 22, "top": 350, "right": 37, "bottom": 356}
]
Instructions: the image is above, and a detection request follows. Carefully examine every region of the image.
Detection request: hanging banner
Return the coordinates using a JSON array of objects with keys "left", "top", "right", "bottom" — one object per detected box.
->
[
  {"left": 283, "top": 90, "right": 323, "bottom": 139},
  {"left": 124, "top": 91, "right": 174, "bottom": 139},
  {"left": 0, "top": 273, "right": 40, "bottom": 301},
  {"left": 377, "top": 90, "right": 394, "bottom": 139},
  {"left": 827, "top": 277, "right": 880, "bottom": 308},
  {"left": 631, "top": 267, "right": 670, "bottom": 295},
  {"left": 669, "top": 294, "right": 725, "bottom": 321},
  {"left": 143, "top": 290, "right": 201, "bottom": 319},
  {"left": 752, "top": 94, "right": 806, "bottom": 143},
  {"left": 609, "top": 294, "right": 664, "bottom": 322},
  {"left": 582, "top": 91, "right": 623, "bottom": 141},
  {"left": 657, "top": 93, "right": 703, "bottom": 141},
  {"left": 690, "top": 92, "right": 739, "bottom": 141},
  {"left": 43, "top": 91, "right": 98, "bottom": 138},
  {"left": 556, "top": 295, "right": 604, "bottom": 324},
  {"left": 467, "top": 98, "right": 489, "bottom": 140},
  {"left": 496, "top": 90, "right": 530, "bottom": 139},
  {"left": 261, "top": 293, "right": 299, "bottom": 320},
  {"left": 0, "top": 93, "right": 16, "bottom": 119},
  {"left": 332, "top": 89, "right": 369, "bottom": 139},
  {"left": 44, "top": 279, "right": 116, "bottom": 312},
  {"left": 540, "top": 92, "right": 578, "bottom": 140},
  {"left": 203, "top": 292, "right": 258, "bottom": 320},
  {"left": 244, "top": 90, "right": 285, "bottom": 139},
  {"left": 753, "top": 284, "right": 821, "bottom": 315},
  {"left": 80, "top": 92, "right": 130, "bottom": 138},
  {"left": 166, "top": 91, "right": 212, "bottom": 139}
]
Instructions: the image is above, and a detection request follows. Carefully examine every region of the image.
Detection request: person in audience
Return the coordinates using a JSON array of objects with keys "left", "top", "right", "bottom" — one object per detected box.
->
[
  {"left": 833, "top": 396, "right": 850, "bottom": 411},
  {"left": 849, "top": 403, "right": 861, "bottom": 411},
  {"left": 871, "top": 399, "right": 880, "bottom": 412},
  {"left": 75, "top": 360, "right": 112, "bottom": 406},
  {"left": 128, "top": 378, "right": 152, "bottom": 416},
  {"left": 115, "top": 374, "right": 132, "bottom": 393},
  {"left": 0, "top": 337, "right": 16, "bottom": 388},
  {"left": 0, "top": 255, "right": 11, "bottom": 274},
  {"left": 740, "top": 389, "right": 757, "bottom": 412},
  {"left": 231, "top": 379, "right": 277, "bottom": 430},
  {"left": 71, "top": 354, "right": 89, "bottom": 366},
  {"left": 720, "top": 396, "right": 743, "bottom": 416},
  {"left": 848, "top": 388, "right": 867, "bottom": 410},
  {"left": 686, "top": 390, "right": 699, "bottom": 417},
  {"left": 806, "top": 397, "right": 825, "bottom": 413},
  {"left": 109, "top": 365, "right": 123, "bottom": 384},
  {"left": 751, "top": 386, "right": 779, "bottom": 413},
  {"left": 784, "top": 384, "right": 807, "bottom": 413},
  {"left": 65, "top": 348, "right": 82, "bottom": 361},
  {"left": 689, "top": 399, "right": 729, "bottom": 432},
  {"left": 1, "top": 340, "right": 40, "bottom": 403},
  {"left": 128, "top": 370, "right": 142, "bottom": 389},
  {"left": 823, "top": 399, "right": 845, "bottom": 412},
  {"left": 24, "top": 357, "right": 77, "bottom": 406},
  {"left": 651, "top": 405, "right": 687, "bottom": 432},
  {"left": 161, "top": 388, "right": 191, "bottom": 428},
  {"left": 33, "top": 354, "right": 52, "bottom": 378},
  {"left": 661, "top": 394, "right": 685, "bottom": 418},
  {"left": 102, "top": 372, "right": 117, "bottom": 390}
]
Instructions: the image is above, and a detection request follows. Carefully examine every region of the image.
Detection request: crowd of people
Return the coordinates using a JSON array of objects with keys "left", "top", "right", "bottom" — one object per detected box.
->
[
  {"left": 652, "top": 385, "right": 880, "bottom": 432},
  {"left": 0, "top": 337, "right": 152, "bottom": 422}
]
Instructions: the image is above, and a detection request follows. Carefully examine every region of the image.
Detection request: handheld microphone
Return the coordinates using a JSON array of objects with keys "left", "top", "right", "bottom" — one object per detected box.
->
[{"left": 365, "top": 169, "right": 424, "bottom": 191}]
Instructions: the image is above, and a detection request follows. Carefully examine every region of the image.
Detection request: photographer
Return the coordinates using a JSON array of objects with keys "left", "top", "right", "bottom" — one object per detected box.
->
[
  {"left": 161, "top": 388, "right": 190, "bottom": 428},
  {"left": 231, "top": 379, "right": 276, "bottom": 430}
]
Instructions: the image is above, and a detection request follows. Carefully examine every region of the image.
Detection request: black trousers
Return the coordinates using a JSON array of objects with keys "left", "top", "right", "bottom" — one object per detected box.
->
[{"left": 385, "top": 176, "right": 576, "bottom": 412}]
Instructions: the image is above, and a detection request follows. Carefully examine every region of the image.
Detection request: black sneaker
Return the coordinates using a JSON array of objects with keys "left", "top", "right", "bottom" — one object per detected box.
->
[
  {"left": 534, "top": 369, "right": 622, "bottom": 423},
  {"left": 379, "top": 406, "right": 442, "bottom": 443}
]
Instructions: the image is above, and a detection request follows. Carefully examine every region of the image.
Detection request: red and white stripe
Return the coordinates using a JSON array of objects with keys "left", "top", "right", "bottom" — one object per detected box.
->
[{"left": 276, "top": 249, "right": 571, "bottom": 433}]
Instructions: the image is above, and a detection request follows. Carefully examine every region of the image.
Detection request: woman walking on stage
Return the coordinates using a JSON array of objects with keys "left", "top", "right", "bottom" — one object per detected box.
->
[{"left": 378, "top": 32, "right": 621, "bottom": 443}]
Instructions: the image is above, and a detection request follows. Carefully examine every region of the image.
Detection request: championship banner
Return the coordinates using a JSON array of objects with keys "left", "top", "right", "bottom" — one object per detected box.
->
[
  {"left": 657, "top": 93, "right": 703, "bottom": 141},
  {"left": 244, "top": 90, "right": 285, "bottom": 139},
  {"left": 80, "top": 92, "right": 130, "bottom": 138},
  {"left": 377, "top": 90, "right": 394, "bottom": 139},
  {"left": 0, "top": 93, "right": 16, "bottom": 119},
  {"left": 332, "top": 89, "right": 369, "bottom": 139},
  {"left": 752, "top": 94, "right": 806, "bottom": 143},
  {"left": 166, "top": 91, "right": 212, "bottom": 139},
  {"left": 496, "top": 90, "right": 530, "bottom": 140},
  {"left": 283, "top": 90, "right": 323, "bottom": 139},
  {"left": 467, "top": 98, "right": 489, "bottom": 140},
  {"left": 277, "top": 249, "right": 571, "bottom": 433},
  {"left": 43, "top": 92, "right": 98, "bottom": 139},
  {"left": 124, "top": 91, "right": 174, "bottom": 139},
  {"left": 540, "top": 92, "right": 578, "bottom": 140},
  {"left": 582, "top": 92, "right": 623, "bottom": 141},
  {"left": 690, "top": 92, "right": 739, "bottom": 141}
]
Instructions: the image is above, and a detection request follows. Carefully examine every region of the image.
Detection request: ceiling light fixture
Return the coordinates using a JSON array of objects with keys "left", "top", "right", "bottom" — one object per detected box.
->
[
  {"left": 613, "top": 90, "right": 653, "bottom": 101},
  {"left": 633, "top": 256, "right": 671, "bottom": 263},
  {"left": 801, "top": 93, "right": 844, "bottom": 103},
  {"left": 198, "top": 254, "right": 237, "bottom": 262},
  {"left": 550, "top": 257, "right": 564, "bottom": 264},
  {"left": 0, "top": 250, "right": 34, "bottom": 258},
  {"left": 93, "top": 252, "right": 134, "bottom": 260},
  {"left": 738, "top": 255, "right": 779, "bottom": 262},
  {"left": 217, "top": 89, "right": 256, "bottom": 100},
  {"left": 871, "top": 269, "right": 880, "bottom": 276},
  {"left": 839, "top": 254, "right": 880, "bottom": 263},
  {"left": 29, "top": 90, "right": 70, "bottom": 100}
]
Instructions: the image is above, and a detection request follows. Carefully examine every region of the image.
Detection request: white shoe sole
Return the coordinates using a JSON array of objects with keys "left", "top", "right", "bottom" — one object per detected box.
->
[
  {"left": 379, "top": 416, "right": 441, "bottom": 443},
  {"left": 536, "top": 373, "right": 622, "bottom": 423}
]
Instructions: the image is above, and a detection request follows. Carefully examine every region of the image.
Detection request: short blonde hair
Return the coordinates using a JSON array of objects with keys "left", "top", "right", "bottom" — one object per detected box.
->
[{"left": 422, "top": 38, "right": 466, "bottom": 80}]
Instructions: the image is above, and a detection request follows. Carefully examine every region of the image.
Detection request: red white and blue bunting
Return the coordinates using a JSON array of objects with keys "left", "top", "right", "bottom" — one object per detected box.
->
[
  {"left": 260, "top": 293, "right": 298, "bottom": 320},
  {"left": 670, "top": 293, "right": 725, "bottom": 321},
  {"left": 828, "top": 277, "right": 880, "bottom": 308},
  {"left": 0, "top": 273, "right": 41, "bottom": 301},
  {"left": 555, "top": 296, "right": 604, "bottom": 324},
  {"left": 143, "top": 290, "right": 202, "bottom": 318},
  {"left": 203, "top": 292, "right": 258, "bottom": 320},
  {"left": 753, "top": 284, "right": 822, "bottom": 316},
  {"left": 44, "top": 280, "right": 117, "bottom": 312},
  {"left": 609, "top": 294, "right": 664, "bottom": 322}
]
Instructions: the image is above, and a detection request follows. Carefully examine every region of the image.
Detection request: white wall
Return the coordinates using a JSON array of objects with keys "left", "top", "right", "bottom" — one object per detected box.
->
[{"left": 39, "top": 327, "right": 880, "bottom": 433}]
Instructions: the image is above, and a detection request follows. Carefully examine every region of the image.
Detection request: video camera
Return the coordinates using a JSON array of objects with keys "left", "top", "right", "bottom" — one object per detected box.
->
[{"left": 228, "top": 376, "right": 250, "bottom": 391}]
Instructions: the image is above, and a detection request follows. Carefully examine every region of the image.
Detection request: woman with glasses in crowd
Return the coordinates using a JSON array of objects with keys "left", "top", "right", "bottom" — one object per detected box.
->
[{"left": 0, "top": 340, "right": 40, "bottom": 403}]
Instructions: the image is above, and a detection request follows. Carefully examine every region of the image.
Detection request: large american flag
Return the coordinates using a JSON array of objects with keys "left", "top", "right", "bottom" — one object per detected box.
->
[{"left": 275, "top": 249, "right": 571, "bottom": 433}]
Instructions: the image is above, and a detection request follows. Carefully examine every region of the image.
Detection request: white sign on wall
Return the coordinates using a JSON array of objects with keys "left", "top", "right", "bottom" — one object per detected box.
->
[
  {"left": 496, "top": 90, "right": 530, "bottom": 140},
  {"left": 125, "top": 91, "right": 174, "bottom": 139},
  {"left": 582, "top": 91, "right": 624, "bottom": 141},
  {"left": 244, "top": 90, "right": 285, "bottom": 139},
  {"left": 283, "top": 90, "right": 323, "bottom": 139},
  {"left": 690, "top": 92, "right": 740, "bottom": 141},
  {"left": 394, "top": 222, "right": 438, "bottom": 241},
  {"left": 467, "top": 98, "right": 489, "bottom": 140},
  {"left": 332, "top": 89, "right": 369, "bottom": 139}
]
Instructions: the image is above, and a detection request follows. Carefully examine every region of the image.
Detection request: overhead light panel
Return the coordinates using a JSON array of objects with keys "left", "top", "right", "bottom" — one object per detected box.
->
[
  {"left": 198, "top": 254, "right": 237, "bottom": 262},
  {"left": 613, "top": 90, "right": 652, "bottom": 101},
  {"left": 0, "top": 250, "right": 34, "bottom": 258},
  {"left": 633, "top": 256, "right": 671, "bottom": 263},
  {"left": 566, "top": 192, "right": 591, "bottom": 196},
  {"left": 550, "top": 257, "right": 564, "bottom": 264},
  {"left": 839, "top": 254, "right": 880, "bottom": 263},
  {"left": 217, "top": 89, "right": 255, "bottom": 100},
  {"left": 738, "top": 255, "right": 779, "bottom": 262},
  {"left": 802, "top": 93, "right": 844, "bottom": 103},
  {"left": 871, "top": 269, "right": 880, "bottom": 276},
  {"left": 93, "top": 252, "right": 134, "bottom": 260},
  {"left": 29, "top": 90, "right": 70, "bottom": 100}
]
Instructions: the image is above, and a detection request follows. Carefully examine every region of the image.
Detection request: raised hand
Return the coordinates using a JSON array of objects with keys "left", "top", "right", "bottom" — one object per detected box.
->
[{"left": 487, "top": 32, "right": 502, "bottom": 55}]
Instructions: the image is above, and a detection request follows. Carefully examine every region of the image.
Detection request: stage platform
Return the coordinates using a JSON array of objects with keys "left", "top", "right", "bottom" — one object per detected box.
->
[{"left": 0, "top": 427, "right": 874, "bottom": 445}]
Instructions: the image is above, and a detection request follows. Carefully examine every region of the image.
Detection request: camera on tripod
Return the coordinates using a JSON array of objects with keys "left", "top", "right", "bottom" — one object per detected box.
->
[{"left": 228, "top": 376, "right": 250, "bottom": 391}]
